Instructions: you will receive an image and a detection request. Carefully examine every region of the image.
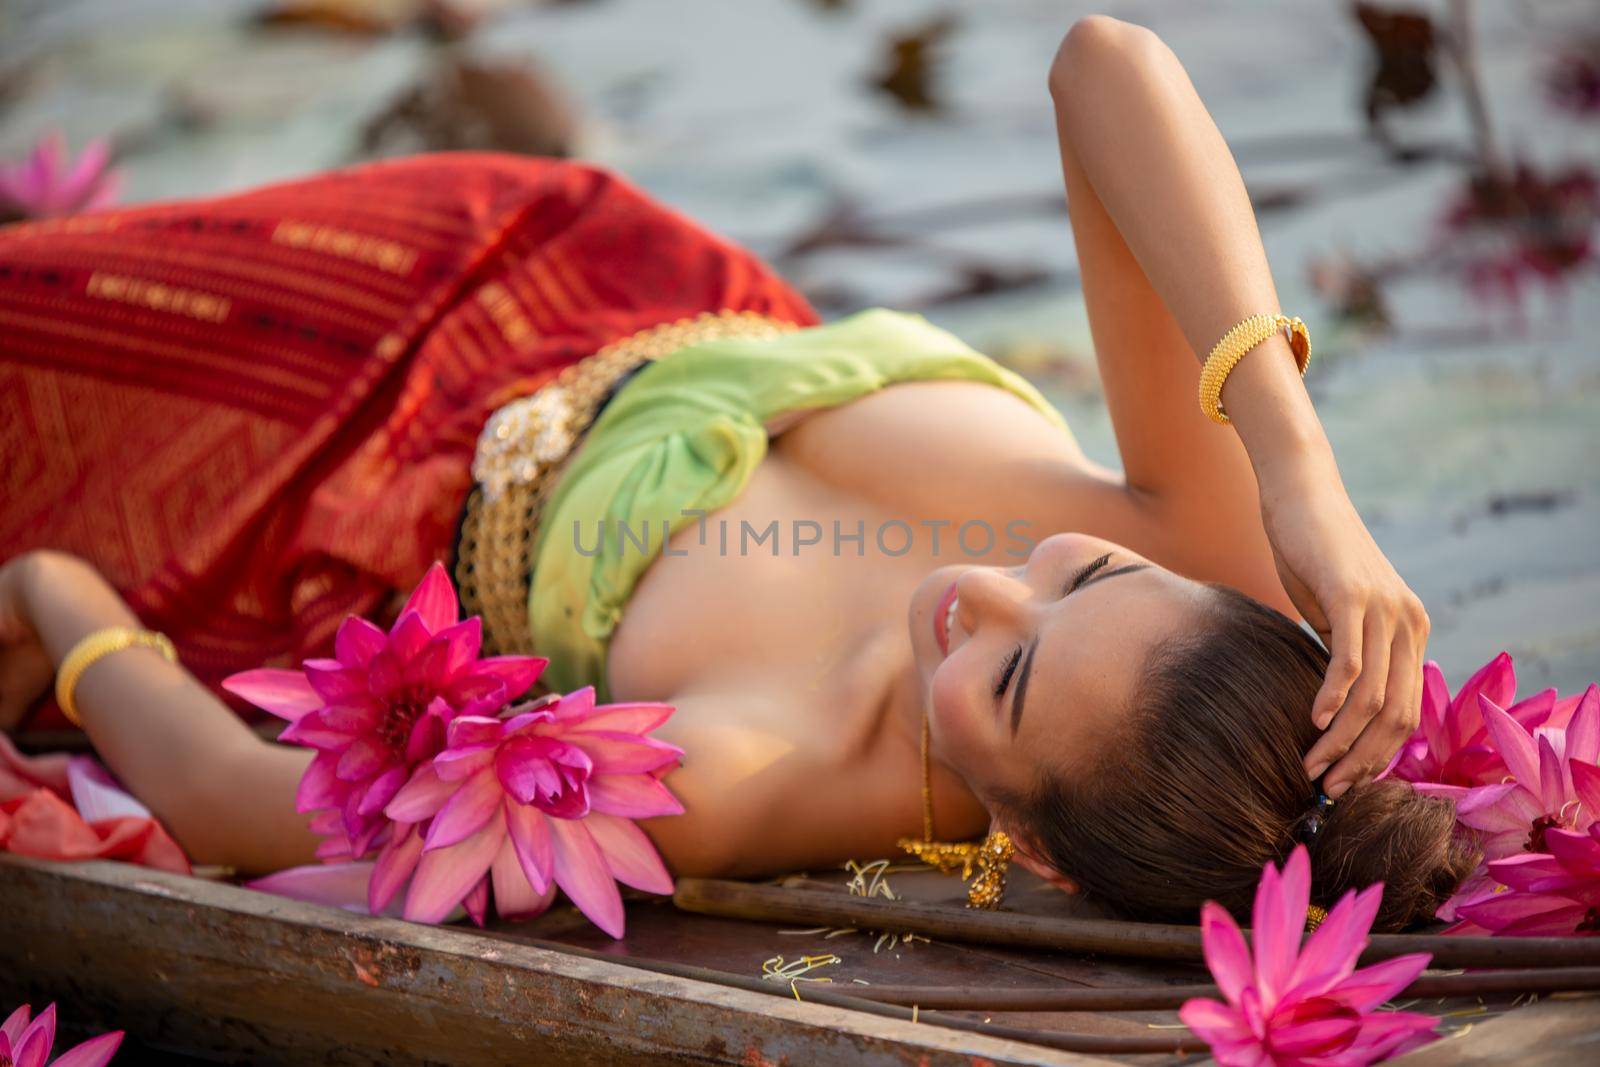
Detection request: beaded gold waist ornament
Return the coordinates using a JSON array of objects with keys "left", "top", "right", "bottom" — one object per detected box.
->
[{"left": 455, "top": 310, "right": 798, "bottom": 668}]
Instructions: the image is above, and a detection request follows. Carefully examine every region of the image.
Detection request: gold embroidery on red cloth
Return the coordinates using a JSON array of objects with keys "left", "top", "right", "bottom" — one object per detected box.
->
[
  {"left": 85, "top": 272, "right": 232, "bottom": 323},
  {"left": 475, "top": 281, "right": 538, "bottom": 349},
  {"left": 7, "top": 215, "right": 122, "bottom": 238},
  {"left": 272, "top": 220, "right": 420, "bottom": 276}
]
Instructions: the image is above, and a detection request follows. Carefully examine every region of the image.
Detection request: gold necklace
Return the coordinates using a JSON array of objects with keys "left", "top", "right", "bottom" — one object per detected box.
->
[{"left": 896, "top": 711, "right": 1013, "bottom": 909}]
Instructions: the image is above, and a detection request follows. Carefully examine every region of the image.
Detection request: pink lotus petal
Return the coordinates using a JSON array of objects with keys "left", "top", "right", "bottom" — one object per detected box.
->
[
  {"left": 1198, "top": 902, "right": 1252, "bottom": 1005},
  {"left": 336, "top": 736, "right": 389, "bottom": 783},
  {"left": 66, "top": 757, "right": 150, "bottom": 822},
  {"left": 570, "top": 701, "right": 675, "bottom": 736},
  {"left": 248, "top": 862, "right": 377, "bottom": 912},
  {"left": 1537, "top": 733, "right": 1569, "bottom": 814},
  {"left": 1575, "top": 759, "right": 1600, "bottom": 819},
  {"left": 1, "top": 1005, "right": 29, "bottom": 1047},
  {"left": 445, "top": 716, "right": 505, "bottom": 749},
  {"left": 1449, "top": 652, "right": 1515, "bottom": 749},
  {"left": 334, "top": 615, "right": 388, "bottom": 669},
  {"left": 586, "top": 811, "right": 674, "bottom": 895},
  {"left": 463, "top": 875, "right": 490, "bottom": 928},
  {"left": 222, "top": 669, "right": 323, "bottom": 721},
  {"left": 491, "top": 835, "right": 559, "bottom": 920},
  {"left": 1481, "top": 696, "right": 1540, "bottom": 788},
  {"left": 1263, "top": 999, "right": 1360, "bottom": 1056},
  {"left": 1495, "top": 902, "right": 1592, "bottom": 937},
  {"left": 1327, "top": 953, "right": 1432, "bottom": 1013},
  {"left": 279, "top": 712, "right": 357, "bottom": 750},
  {"left": 569, "top": 732, "right": 684, "bottom": 775},
  {"left": 1459, "top": 889, "right": 1580, "bottom": 931},
  {"left": 385, "top": 611, "right": 433, "bottom": 669},
  {"left": 1284, "top": 883, "right": 1382, "bottom": 1000},
  {"left": 385, "top": 764, "right": 456, "bottom": 823},
  {"left": 404, "top": 705, "right": 449, "bottom": 765},
  {"left": 400, "top": 561, "right": 459, "bottom": 633},
  {"left": 49, "top": 1030, "right": 125, "bottom": 1067},
  {"left": 587, "top": 773, "right": 684, "bottom": 819},
  {"left": 296, "top": 751, "right": 346, "bottom": 813},
  {"left": 435, "top": 742, "right": 497, "bottom": 783},
  {"left": 1570, "top": 686, "right": 1600, "bottom": 765},
  {"left": 470, "top": 656, "right": 547, "bottom": 701},
  {"left": 358, "top": 765, "right": 410, "bottom": 818},
  {"left": 1345, "top": 1011, "right": 1440, "bottom": 1061},
  {"left": 304, "top": 660, "right": 369, "bottom": 704},
  {"left": 405, "top": 817, "right": 506, "bottom": 924},
  {"left": 432, "top": 617, "right": 484, "bottom": 678},
  {"left": 506, "top": 801, "right": 554, "bottom": 893},
  {"left": 1250, "top": 846, "right": 1308, "bottom": 1002},
  {"left": 369, "top": 823, "right": 425, "bottom": 913},
  {"left": 548, "top": 817, "right": 626, "bottom": 938},
  {"left": 14, "top": 1004, "right": 55, "bottom": 1067},
  {"left": 424, "top": 771, "right": 502, "bottom": 850},
  {"left": 1176, "top": 996, "right": 1251, "bottom": 1042}
]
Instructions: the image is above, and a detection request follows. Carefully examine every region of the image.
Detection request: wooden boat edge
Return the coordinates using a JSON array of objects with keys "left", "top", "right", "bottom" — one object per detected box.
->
[{"left": 0, "top": 854, "right": 1114, "bottom": 1066}]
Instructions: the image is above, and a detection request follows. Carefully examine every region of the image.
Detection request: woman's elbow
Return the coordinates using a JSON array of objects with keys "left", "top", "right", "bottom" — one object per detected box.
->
[{"left": 1049, "top": 15, "right": 1164, "bottom": 101}]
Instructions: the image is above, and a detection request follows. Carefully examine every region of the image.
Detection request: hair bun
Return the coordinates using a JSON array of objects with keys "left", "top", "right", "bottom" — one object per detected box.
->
[{"left": 1305, "top": 779, "right": 1480, "bottom": 931}]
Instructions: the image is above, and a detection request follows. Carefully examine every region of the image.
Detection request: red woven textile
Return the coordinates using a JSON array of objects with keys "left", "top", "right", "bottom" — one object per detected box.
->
[{"left": 0, "top": 153, "right": 817, "bottom": 724}]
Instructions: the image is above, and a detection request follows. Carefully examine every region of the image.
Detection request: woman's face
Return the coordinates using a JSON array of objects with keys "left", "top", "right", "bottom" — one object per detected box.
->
[{"left": 907, "top": 532, "right": 1212, "bottom": 803}]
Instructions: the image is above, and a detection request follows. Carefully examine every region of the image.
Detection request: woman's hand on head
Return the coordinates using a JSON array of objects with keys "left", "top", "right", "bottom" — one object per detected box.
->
[
  {"left": 1255, "top": 453, "right": 1429, "bottom": 799},
  {"left": 0, "top": 552, "right": 57, "bottom": 731}
]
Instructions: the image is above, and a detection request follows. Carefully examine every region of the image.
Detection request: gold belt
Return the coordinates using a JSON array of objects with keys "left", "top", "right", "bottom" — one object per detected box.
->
[{"left": 455, "top": 309, "right": 800, "bottom": 662}]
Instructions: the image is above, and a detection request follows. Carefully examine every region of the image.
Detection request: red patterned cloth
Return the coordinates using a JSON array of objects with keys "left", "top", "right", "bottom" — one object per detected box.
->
[{"left": 0, "top": 153, "right": 817, "bottom": 725}]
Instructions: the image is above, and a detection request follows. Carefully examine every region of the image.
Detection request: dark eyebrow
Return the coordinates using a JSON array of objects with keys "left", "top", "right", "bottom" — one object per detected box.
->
[
  {"left": 1013, "top": 562, "right": 1152, "bottom": 735},
  {"left": 1079, "top": 562, "right": 1150, "bottom": 591}
]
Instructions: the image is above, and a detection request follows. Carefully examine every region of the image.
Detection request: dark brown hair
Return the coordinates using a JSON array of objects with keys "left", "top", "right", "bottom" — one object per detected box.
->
[{"left": 1009, "top": 584, "right": 1478, "bottom": 932}]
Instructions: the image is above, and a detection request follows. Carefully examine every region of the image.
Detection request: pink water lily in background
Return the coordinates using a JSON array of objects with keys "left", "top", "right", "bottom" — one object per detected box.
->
[
  {"left": 225, "top": 562, "right": 546, "bottom": 857},
  {"left": 0, "top": 1004, "right": 123, "bottom": 1067},
  {"left": 380, "top": 686, "right": 683, "bottom": 937},
  {"left": 1179, "top": 846, "right": 1438, "bottom": 1067},
  {"left": 0, "top": 132, "right": 122, "bottom": 222},
  {"left": 1385, "top": 653, "right": 1560, "bottom": 788}
]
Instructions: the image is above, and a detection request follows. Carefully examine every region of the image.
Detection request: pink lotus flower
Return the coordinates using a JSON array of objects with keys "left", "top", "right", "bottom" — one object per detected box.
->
[
  {"left": 1386, "top": 653, "right": 1559, "bottom": 788},
  {"left": 1179, "top": 846, "right": 1438, "bottom": 1067},
  {"left": 1450, "top": 759, "right": 1600, "bottom": 936},
  {"left": 1417, "top": 686, "right": 1600, "bottom": 863},
  {"left": 380, "top": 686, "right": 683, "bottom": 937},
  {"left": 0, "top": 132, "right": 122, "bottom": 223},
  {"left": 224, "top": 562, "right": 545, "bottom": 857},
  {"left": 1, "top": 1004, "right": 122, "bottom": 1067}
]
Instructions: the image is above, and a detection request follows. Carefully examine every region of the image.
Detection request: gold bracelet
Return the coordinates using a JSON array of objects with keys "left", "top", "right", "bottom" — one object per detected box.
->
[
  {"left": 54, "top": 626, "right": 177, "bottom": 727},
  {"left": 1197, "top": 313, "right": 1312, "bottom": 425}
]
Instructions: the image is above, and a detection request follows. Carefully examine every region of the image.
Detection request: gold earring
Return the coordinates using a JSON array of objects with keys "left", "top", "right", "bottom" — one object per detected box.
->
[{"left": 898, "top": 713, "right": 1013, "bottom": 908}]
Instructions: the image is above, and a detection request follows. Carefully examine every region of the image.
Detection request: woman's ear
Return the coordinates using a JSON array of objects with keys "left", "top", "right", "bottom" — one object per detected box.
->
[{"left": 996, "top": 822, "right": 1081, "bottom": 894}]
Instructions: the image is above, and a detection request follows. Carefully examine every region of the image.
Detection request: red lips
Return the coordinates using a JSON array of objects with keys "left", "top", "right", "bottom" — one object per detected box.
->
[{"left": 933, "top": 579, "right": 959, "bottom": 657}]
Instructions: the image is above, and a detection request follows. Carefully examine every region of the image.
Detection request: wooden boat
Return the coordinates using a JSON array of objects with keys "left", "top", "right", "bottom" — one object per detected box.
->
[{"left": 4, "top": 852, "right": 1599, "bottom": 1065}]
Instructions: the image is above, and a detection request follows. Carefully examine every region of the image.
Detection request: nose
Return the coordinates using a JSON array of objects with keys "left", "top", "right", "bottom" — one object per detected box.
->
[{"left": 954, "top": 566, "right": 1031, "bottom": 634}]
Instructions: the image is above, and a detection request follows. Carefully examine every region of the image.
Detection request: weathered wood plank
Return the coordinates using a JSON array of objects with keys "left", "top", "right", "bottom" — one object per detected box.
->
[
  {"left": 0, "top": 855, "right": 1113, "bottom": 1067},
  {"left": 1390, "top": 995, "right": 1600, "bottom": 1065}
]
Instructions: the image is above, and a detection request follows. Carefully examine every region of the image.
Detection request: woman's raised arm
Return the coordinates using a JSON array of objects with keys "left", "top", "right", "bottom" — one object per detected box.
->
[{"left": 1048, "top": 16, "right": 1428, "bottom": 797}]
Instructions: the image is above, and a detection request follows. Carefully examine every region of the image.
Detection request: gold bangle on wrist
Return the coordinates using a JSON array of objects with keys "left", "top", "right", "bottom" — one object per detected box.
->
[
  {"left": 1197, "top": 313, "right": 1312, "bottom": 425},
  {"left": 54, "top": 626, "right": 177, "bottom": 727}
]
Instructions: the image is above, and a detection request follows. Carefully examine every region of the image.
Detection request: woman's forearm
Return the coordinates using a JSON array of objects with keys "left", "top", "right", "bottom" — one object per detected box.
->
[
  {"left": 1048, "top": 17, "right": 1336, "bottom": 481},
  {"left": 19, "top": 551, "right": 316, "bottom": 872}
]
